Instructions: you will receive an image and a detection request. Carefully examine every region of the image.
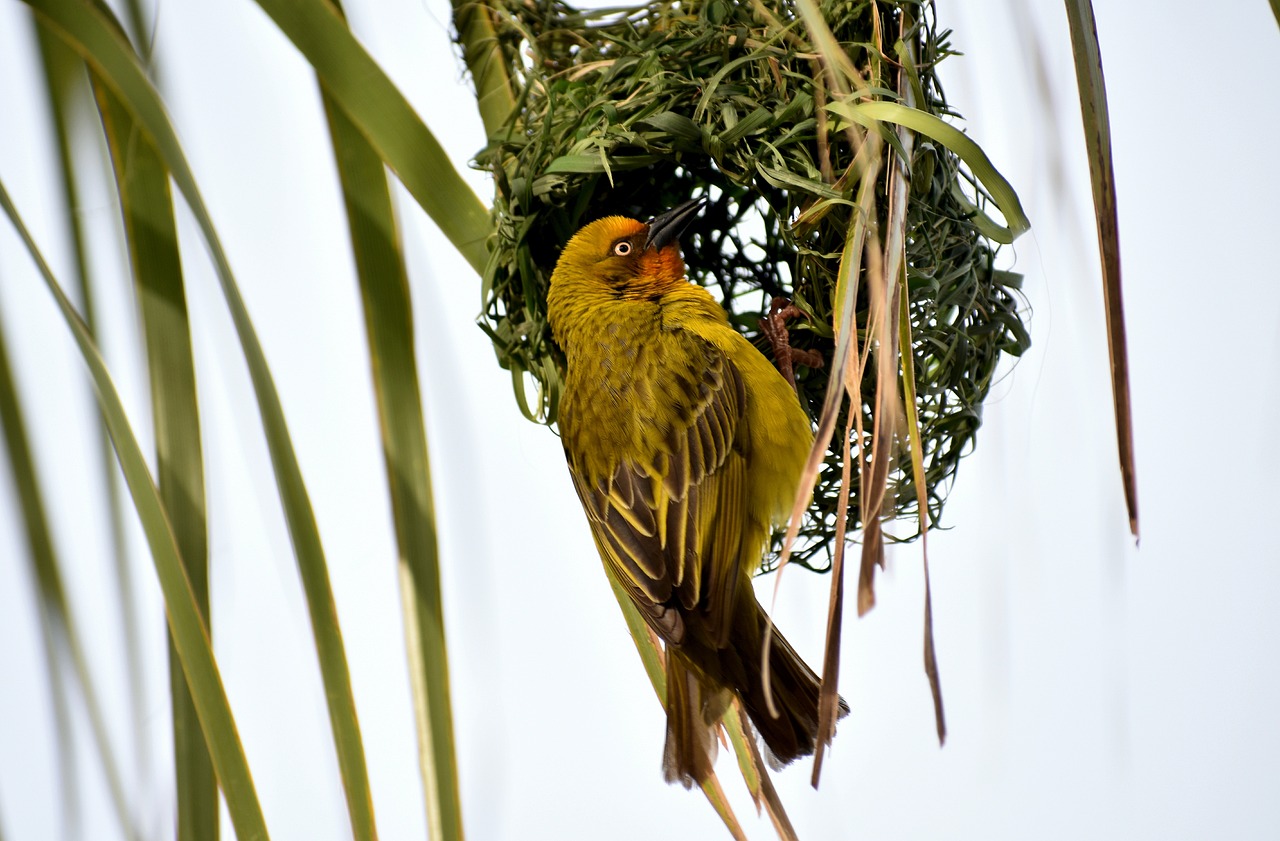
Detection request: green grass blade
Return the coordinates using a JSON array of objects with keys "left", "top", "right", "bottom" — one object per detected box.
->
[
  {"left": 1270, "top": 0, "right": 1280, "bottom": 29},
  {"left": 826, "top": 99, "right": 1031, "bottom": 243},
  {"left": 0, "top": 161, "right": 145, "bottom": 841},
  {"left": 23, "top": 7, "right": 388, "bottom": 838},
  {"left": 249, "top": 0, "right": 491, "bottom": 274},
  {"left": 90, "top": 73, "right": 217, "bottom": 841},
  {"left": 1063, "top": 0, "right": 1139, "bottom": 539},
  {"left": 310, "top": 9, "right": 467, "bottom": 841},
  {"left": 320, "top": 60, "right": 457, "bottom": 841},
  {"left": 0, "top": 178, "right": 271, "bottom": 841}
]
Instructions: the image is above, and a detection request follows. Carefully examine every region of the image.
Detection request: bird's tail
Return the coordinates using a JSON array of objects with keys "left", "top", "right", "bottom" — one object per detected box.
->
[
  {"left": 661, "top": 596, "right": 846, "bottom": 786},
  {"left": 732, "top": 597, "right": 846, "bottom": 769},
  {"left": 662, "top": 652, "right": 729, "bottom": 788}
]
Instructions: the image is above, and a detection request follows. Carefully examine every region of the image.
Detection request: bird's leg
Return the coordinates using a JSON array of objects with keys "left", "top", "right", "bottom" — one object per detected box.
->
[{"left": 759, "top": 296, "right": 825, "bottom": 389}]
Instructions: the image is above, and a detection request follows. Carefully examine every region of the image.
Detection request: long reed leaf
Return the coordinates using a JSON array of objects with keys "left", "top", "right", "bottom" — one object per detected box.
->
[
  {"left": 90, "top": 72, "right": 217, "bottom": 841},
  {"left": 320, "top": 6, "right": 455, "bottom": 836},
  {"left": 25, "top": 4, "right": 377, "bottom": 837},
  {"left": 0, "top": 290, "right": 142, "bottom": 840},
  {"left": 249, "top": 0, "right": 491, "bottom": 274},
  {"left": 0, "top": 177, "right": 271, "bottom": 840},
  {"left": 28, "top": 18, "right": 98, "bottom": 826},
  {"left": 1063, "top": 0, "right": 1139, "bottom": 539}
]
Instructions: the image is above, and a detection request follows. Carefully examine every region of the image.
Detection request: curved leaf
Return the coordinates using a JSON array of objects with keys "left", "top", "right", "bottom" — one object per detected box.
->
[
  {"left": 0, "top": 177, "right": 271, "bottom": 841},
  {"left": 827, "top": 99, "right": 1031, "bottom": 243},
  {"left": 91, "top": 69, "right": 218, "bottom": 841},
  {"left": 250, "top": 0, "right": 491, "bottom": 274},
  {"left": 24, "top": 3, "right": 376, "bottom": 838},
  {"left": 319, "top": 11, "right": 458, "bottom": 833}
]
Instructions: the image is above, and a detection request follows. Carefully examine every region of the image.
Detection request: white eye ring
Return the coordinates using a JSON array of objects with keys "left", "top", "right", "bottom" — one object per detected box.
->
[{"left": 613, "top": 241, "right": 632, "bottom": 256}]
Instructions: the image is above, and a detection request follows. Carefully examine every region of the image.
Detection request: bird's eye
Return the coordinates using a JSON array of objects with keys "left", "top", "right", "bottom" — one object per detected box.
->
[{"left": 613, "top": 241, "right": 632, "bottom": 256}]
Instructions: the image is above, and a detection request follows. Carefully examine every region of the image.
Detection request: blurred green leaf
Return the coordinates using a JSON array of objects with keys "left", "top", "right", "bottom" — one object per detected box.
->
[
  {"left": 0, "top": 176, "right": 271, "bottom": 841},
  {"left": 91, "top": 66, "right": 217, "bottom": 841},
  {"left": 320, "top": 4, "right": 457, "bottom": 836},
  {"left": 28, "top": 16, "right": 103, "bottom": 831},
  {"left": 250, "top": 0, "right": 491, "bottom": 274},
  {"left": 602, "top": 563, "right": 749, "bottom": 841},
  {"left": 0, "top": 279, "right": 141, "bottom": 841},
  {"left": 26, "top": 3, "right": 380, "bottom": 838}
]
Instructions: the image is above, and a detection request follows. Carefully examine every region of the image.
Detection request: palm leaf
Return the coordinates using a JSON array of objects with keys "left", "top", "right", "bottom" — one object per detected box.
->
[
  {"left": 26, "top": 2, "right": 380, "bottom": 836},
  {"left": 91, "top": 67, "right": 218, "bottom": 841},
  {"left": 0, "top": 176, "right": 271, "bottom": 840},
  {"left": 602, "top": 566, "right": 750, "bottom": 841},
  {"left": 249, "top": 0, "right": 491, "bottom": 275},
  {"left": 0, "top": 282, "right": 140, "bottom": 841},
  {"left": 319, "top": 5, "right": 459, "bottom": 837}
]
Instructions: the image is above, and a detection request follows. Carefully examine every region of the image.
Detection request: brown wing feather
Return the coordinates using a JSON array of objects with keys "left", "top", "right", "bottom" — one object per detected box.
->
[{"left": 564, "top": 332, "right": 748, "bottom": 647}]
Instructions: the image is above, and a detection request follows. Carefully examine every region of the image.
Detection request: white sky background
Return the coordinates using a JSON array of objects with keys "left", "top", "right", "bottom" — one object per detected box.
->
[{"left": 0, "top": 0, "right": 1278, "bottom": 839}]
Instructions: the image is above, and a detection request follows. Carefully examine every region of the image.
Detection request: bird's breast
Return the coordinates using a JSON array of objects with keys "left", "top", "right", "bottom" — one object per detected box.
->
[{"left": 560, "top": 302, "right": 670, "bottom": 475}]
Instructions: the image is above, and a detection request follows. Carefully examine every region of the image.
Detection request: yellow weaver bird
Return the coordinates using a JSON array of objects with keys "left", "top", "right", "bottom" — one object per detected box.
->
[{"left": 548, "top": 199, "right": 844, "bottom": 786}]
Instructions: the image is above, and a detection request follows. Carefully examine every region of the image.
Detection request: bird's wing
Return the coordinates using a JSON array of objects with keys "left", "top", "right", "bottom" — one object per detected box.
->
[{"left": 567, "top": 332, "right": 749, "bottom": 647}]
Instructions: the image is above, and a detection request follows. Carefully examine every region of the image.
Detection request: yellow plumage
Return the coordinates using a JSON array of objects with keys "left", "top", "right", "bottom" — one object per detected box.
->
[{"left": 547, "top": 203, "right": 841, "bottom": 786}]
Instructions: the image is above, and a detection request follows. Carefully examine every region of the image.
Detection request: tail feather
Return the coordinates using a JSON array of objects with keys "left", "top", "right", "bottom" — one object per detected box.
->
[
  {"left": 662, "top": 653, "right": 722, "bottom": 787},
  {"left": 660, "top": 596, "right": 847, "bottom": 785},
  {"left": 733, "top": 603, "right": 845, "bottom": 767}
]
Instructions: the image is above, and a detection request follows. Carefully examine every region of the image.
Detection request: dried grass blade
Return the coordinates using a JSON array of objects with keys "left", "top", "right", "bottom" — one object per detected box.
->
[
  {"left": 91, "top": 70, "right": 217, "bottom": 841},
  {"left": 1063, "top": 0, "right": 1139, "bottom": 539},
  {"left": 811, "top": 406, "right": 854, "bottom": 787},
  {"left": 602, "top": 565, "right": 749, "bottom": 840},
  {"left": 761, "top": 141, "right": 880, "bottom": 716},
  {"left": 897, "top": 269, "right": 946, "bottom": 745},
  {"left": 855, "top": 240, "right": 893, "bottom": 618},
  {"left": 793, "top": 0, "right": 866, "bottom": 95}
]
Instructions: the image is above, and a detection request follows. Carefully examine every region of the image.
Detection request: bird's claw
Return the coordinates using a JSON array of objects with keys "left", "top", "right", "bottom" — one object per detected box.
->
[{"left": 759, "top": 296, "right": 824, "bottom": 389}]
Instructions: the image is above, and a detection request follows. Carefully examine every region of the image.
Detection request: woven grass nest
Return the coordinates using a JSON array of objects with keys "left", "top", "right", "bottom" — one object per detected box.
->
[{"left": 476, "top": 0, "right": 1029, "bottom": 572}]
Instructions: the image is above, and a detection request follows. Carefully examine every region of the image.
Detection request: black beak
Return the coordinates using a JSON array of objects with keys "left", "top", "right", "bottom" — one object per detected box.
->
[{"left": 644, "top": 198, "right": 705, "bottom": 252}]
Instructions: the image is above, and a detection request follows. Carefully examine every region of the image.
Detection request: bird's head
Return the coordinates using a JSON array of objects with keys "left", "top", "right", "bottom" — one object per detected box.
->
[{"left": 550, "top": 199, "right": 704, "bottom": 299}]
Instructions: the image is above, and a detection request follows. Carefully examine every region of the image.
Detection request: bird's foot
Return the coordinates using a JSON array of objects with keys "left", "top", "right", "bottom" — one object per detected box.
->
[{"left": 759, "top": 297, "right": 824, "bottom": 389}]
